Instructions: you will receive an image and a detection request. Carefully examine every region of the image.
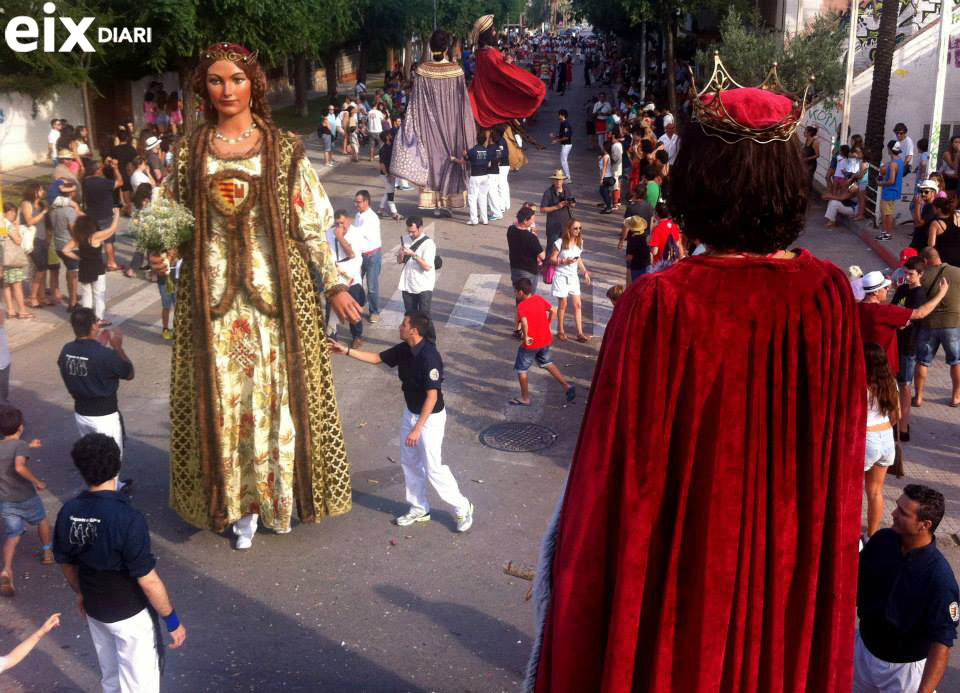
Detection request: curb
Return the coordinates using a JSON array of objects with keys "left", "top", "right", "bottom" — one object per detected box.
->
[{"left": 850, "top": 218, "right": 899, "bottom": 269}]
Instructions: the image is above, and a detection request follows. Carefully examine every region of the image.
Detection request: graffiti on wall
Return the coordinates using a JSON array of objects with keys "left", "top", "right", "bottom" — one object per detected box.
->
[{"left": 853, "top": 0, "right": 960, "bottom": 71}]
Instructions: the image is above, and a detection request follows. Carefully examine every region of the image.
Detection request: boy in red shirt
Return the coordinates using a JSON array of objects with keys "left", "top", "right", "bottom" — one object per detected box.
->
[{"left": 511, "top": 278, "right": 576, "bottom": 406}]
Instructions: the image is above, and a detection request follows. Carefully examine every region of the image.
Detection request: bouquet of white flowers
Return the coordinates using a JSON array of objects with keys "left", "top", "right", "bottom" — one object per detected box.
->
[{"left": 130, "top": 197, "right": 194, "bottom": 253}]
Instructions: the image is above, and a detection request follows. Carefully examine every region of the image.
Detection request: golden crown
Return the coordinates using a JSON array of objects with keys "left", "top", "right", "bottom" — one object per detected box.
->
[
  {"left": 688, "top": 53, "right": 813, "bottom": 144},
  {"left": 202, "top": 43, "right": 258, "bottom": 65}
]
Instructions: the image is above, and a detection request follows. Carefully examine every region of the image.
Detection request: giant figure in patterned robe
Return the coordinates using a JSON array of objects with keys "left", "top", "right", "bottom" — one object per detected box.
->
[
  {"left": 390, "top": 29, "right": 476, "bottom": 210},
  {"left": 166, "top": 43, "right": 360, "bottom": 547}
]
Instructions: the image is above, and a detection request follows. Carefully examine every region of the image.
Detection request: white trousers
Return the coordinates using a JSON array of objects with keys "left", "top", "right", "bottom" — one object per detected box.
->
[
  {"left": 87, "top": 609, "right": 159, "bottom": 693},
  {"left": 826, "top": 199, "right": 857, "bottom": 223},
  {"left": 852, "top": 630, "right": 929, "bottom": 693},
  {"left": 399, "top": 408, "right": 468, "bottom": 515},
  {"left": 76, "top": 411, "right": 123, "bottom": 458},
  {"left": 467, "top": 174, "right": 489, "bottom": 224},
  {"left": 560, "top": 144, "right": 572, "bottom": 180},
  {"left": 379, "top": 175, "right": 397, "bottom": 215},
  {"left": 80, "top": 274, "right": 107, "bottom": 320},
  {"left": 487, "top": 165, "right": 510, "bottom": 217}
]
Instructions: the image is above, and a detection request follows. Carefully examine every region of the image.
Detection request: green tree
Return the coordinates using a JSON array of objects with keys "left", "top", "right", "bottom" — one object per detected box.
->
[{"left": 696, "top": 7, "right": 848, "bottom": 105}]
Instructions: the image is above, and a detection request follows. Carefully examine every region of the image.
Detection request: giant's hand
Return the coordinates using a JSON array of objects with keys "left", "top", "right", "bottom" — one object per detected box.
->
[{"left": 329, "top": 290, "right": 363, "bottom": 324}]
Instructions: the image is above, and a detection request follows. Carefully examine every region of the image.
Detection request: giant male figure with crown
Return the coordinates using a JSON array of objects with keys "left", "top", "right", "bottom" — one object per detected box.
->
[
  {"left": 165, "top": 43, "right": 361, "bottom": 550},
  {"left": 525, "top": 57, "right": 866, "bottom": 692}
]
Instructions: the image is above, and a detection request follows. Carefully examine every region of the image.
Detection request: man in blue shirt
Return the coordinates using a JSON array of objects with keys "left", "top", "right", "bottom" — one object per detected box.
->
[
  {"left": 329, "top": 312, "right": 474, "bottom": 532},
  {"left": 856, "top": 484, "right": 959, "bottom": 693},
  {"left": 54, "top": 434, "right": 186, "bottom": 693},
  {"left": 58, "top": 308, "right": 134, "bottom": 460}
]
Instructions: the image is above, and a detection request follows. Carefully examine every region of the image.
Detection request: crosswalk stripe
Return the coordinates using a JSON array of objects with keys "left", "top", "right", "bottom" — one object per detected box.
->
[
  {"left": 377, "top": 288, "right": 406, "bottom": 328},
  {"left": 103, "top": 283, "right": 160, "bottom": 329},
  {"left": 448, "top": 274, "right": 501, "bottom": 329},
  {"left": 592, "top": 282, "right": 613, "bottom": 338}
]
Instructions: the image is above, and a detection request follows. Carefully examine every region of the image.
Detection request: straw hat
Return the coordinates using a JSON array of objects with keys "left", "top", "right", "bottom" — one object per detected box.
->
[
  {"left": 471, "top": 14, "right": 494, "bottom": 46},
  {"left": 549, "top": 169, "right": 567, "bottom": 180},
  {"left": 624, "top": 215, "right": 647, "bottom": 234},
  {"left": 57, "top": 148, "right": 75, "bottom": 159}
]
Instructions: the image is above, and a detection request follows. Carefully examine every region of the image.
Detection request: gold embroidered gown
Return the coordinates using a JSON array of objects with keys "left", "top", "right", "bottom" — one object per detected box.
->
[{"left": 167, "top": 127, "right": 351, "bottom": 532}]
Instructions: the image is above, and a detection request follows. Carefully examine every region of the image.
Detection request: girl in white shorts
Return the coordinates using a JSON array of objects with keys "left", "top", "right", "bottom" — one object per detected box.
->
[
  {"left": 550, "top": 219, "right": 592, "bottom": 342},
  {"left": 863, "top": 342, "right": 899, "bottom": 539}
]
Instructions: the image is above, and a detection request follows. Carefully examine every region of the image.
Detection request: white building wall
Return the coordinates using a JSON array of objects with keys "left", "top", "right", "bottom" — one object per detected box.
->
[
  {"left": 0, "top": 86, "right": 86, "bottom": 171},
  {"left": 804, "top": 13, "right": 959, "bottom": 217}
]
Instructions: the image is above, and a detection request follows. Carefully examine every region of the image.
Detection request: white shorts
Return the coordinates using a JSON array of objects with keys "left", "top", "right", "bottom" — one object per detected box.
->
[
  {"left": 853, "top": 630, "right": 928, "bottom": 693},
  {"left": 551, "top": 273, "right": 580, "bottom": 298},
  {"left": 864, "top": 429, "right": 895, "bottom": 472}
]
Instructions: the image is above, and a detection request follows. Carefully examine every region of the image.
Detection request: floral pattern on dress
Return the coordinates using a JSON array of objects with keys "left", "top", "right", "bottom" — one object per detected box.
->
[{"left": 204, "top": 153, "right": 336, "bottom": 531}]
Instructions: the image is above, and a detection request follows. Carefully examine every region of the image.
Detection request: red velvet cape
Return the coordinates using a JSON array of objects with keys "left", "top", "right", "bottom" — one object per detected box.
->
[
  {"left": 469, "top": 46, "right": 546, "bottom": 128},
  {"left": 532, "top": 250, "right": 865, "bottom": 692}
]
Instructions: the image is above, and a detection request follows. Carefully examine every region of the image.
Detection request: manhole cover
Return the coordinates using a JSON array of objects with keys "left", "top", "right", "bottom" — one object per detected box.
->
[{"left": 479, "top": 422, "right": 558, "bottom": 452}]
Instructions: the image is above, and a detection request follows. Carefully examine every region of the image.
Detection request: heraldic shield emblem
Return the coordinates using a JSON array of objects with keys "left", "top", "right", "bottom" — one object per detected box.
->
[{"left": 208, "top": 170, "right": 257, "bottom": 219}]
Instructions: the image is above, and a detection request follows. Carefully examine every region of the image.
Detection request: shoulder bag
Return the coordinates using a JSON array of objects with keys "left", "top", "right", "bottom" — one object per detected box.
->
[{"left": 406, "top": 236, "right": 443, "bottom": 270}]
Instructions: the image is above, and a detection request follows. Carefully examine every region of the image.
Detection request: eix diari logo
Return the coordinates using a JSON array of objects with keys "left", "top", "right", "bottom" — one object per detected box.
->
[{"left": 3, "top": 2, "right": 152, "bottom": 53}]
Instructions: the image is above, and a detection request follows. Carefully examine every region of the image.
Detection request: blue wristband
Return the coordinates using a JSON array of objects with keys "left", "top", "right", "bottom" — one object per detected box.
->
[{"left": 162, "top": 610, "right": 180, "bottom": 632}]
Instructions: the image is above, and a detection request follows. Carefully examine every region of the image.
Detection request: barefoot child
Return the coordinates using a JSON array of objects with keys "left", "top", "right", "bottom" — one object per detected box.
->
[{"left": 0, "top": 405, "right": 47, "bottom": 597}]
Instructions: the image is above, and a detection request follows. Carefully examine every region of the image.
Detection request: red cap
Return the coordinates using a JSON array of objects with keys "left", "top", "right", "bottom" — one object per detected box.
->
[
  {"left": 700, "top": 88, "right": 795, "bottom": 129},
  {"left": 898, "top": 247, "right": 918, "bottom": 267}
]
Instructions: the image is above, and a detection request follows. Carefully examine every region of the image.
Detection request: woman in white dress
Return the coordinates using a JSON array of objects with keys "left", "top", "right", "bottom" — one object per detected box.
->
[{"left": 549, "top": 219, "right": 592, "bottom": 342}]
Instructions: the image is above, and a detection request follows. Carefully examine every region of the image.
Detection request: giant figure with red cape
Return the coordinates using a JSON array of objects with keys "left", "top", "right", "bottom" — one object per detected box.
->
[
  {"left": 525, "top": 58, "right": 866, "bottom": 692},
  {"left": 468, "top": 15, "right": 545, "bottom": 142}
]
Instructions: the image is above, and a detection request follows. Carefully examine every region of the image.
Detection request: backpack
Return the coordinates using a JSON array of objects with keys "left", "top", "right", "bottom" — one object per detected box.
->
[{"left": 409, "top": 236, "right": 442, "bottom": 270}]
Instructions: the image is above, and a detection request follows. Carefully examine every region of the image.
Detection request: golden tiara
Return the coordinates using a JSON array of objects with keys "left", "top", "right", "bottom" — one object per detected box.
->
[{"left": 202, "top": 43, "right": 258, "bottom": 65}]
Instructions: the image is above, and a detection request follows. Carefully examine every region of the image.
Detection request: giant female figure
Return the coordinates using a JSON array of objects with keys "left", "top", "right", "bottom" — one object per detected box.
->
[{"left": 166, "top": 43, "right": 361, "bottom": 549}]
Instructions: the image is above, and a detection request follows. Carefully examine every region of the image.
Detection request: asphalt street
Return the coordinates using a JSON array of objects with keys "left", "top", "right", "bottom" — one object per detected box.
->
[{"left": 2, "top": 73, "right": 959, "bottom": 691}]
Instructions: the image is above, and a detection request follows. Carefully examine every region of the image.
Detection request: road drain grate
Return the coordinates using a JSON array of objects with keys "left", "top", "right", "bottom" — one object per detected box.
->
[{"left": 479, "top": 422, "right": 558, "bottom": 453}]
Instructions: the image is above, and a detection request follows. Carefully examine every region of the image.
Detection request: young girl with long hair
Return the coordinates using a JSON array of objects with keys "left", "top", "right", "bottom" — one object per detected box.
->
[
  {"left": 549, "top": 218, "right": 592, "bottom": 341},
  {"left": 61, "top": 210, "right": 120, "bottom": 322},
  {"left": 863, "top": 342, "right": 899, "bottom": 537},
  {"left": 2, "top": 203, "right": 32, "bottom": 318}
]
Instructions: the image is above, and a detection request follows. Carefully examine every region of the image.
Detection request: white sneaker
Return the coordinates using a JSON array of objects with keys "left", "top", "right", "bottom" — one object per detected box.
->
[
  {"left": 456, "top": 503, "right": 474, "bottom": 533},
  {"left": 466, "top": 220, "right": 478, "bottom": 226},
  {"left": 394, "top": 508, "right": 431, "bottom": 526},
  {"left": 232, "top": 513, "right": 258, "bottom": 550}
]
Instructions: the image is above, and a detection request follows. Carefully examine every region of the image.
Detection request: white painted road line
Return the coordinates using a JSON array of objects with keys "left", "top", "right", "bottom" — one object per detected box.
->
[
  {"left": 103, "top": 283, "right": 161, "bottom": 329},
  {"left": 448, "top": 274, "right": 501, "bottom": 329},
  {"left": 592, "top": 282, "right": 613, "bottom": 338},
  {"left": 377, "top": 288, "right": 406, "bottom": 328}
]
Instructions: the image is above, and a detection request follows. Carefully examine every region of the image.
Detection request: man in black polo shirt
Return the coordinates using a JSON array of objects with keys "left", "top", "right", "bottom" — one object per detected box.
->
[
  {"left": 54, "top": 434, "right": 185, "bottom": 693},
  {"left": 329, "top": 312, "right": 474, "bottom": 532},
  {"left": 464, "top": 130, "right": 491, "bottom": 226},
  {"left": 539, "top": 170, "right": 575, "bottom": 250},
  {"left": 856, "top": 484, "right": 959, "bottom": 693},
  {"left": 57, "top": 308, "right": 134, "bottom": 459}
]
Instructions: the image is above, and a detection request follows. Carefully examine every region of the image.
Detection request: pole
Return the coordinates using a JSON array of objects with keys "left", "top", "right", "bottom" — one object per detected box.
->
[
  {"left": 640, "top": 21, "right": 647, "bottom": 101},
  {"left": 433, "top": 0, "right": 436, "bottom": 30},
  {"left": 840, "top": 0, "right": 859, "bottom": 145},
  {"left": 927, "top": 0, "right": 953, "bottom": 173}
]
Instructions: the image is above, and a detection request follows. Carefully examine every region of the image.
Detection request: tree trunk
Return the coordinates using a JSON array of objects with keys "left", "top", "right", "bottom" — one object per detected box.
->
[
  {"left": 665, "top": 17, "right": 677, "bottom": 115},
  {"left": 863, "top": 0, "right": 900, "bottom": 214},
  {"left": 387, "top": 46, "right": 396, "bottom": 74},
  {"left": 403, "top": 36, "right": 414, "bottom": 81},
  {"left": 323, "top": 49, "right": 339, "bottom": 100},
  {"left": 293, "top": 53, "right": 309, "bottom": 118},
  {"left": 357, "top": 41, "right": 368, "bottom": 84},
  {"left": 178, "top": 58, "right": 198, "bottom": 131}
]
